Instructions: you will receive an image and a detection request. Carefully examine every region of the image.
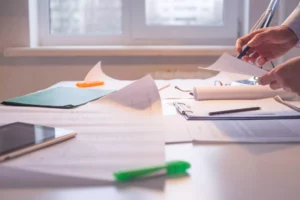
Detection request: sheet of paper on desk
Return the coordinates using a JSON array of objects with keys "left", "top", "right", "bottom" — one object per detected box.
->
[
  {"left": 84, "top": 62, "right": 132, "bottom": 90},
  {"left": 0, "top": 75, "right": 165, "bottom": 183},
  {"left": 199, "top": 53, "right": 267, "bottom": 77},
  {"left": 190, "top": 119, "right": 300, "bottom": 143},
  {"left": 84, "top": 62, "right": 169, "bottom": 91},
  {"left": 95, "top": 75, "right": 162, "bottom": 114}
]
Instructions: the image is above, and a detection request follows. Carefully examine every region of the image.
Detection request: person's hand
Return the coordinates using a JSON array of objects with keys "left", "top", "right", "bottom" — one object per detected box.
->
[
  {"left": 259, "top": 56, "right": 300, "bottom": 95},
  {"left": 236, "top": 26, "right": 299, "bottom": 66}
]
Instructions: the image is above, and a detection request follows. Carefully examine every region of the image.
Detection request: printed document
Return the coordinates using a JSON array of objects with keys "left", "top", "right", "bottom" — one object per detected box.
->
[{"left": 189, "top": 119, "right": 300, "bottom": 143}]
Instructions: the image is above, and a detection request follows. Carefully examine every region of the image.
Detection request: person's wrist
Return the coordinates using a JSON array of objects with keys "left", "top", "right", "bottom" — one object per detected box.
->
[{"left": 282, "top": 25, "right": 299, "bottom": 45}]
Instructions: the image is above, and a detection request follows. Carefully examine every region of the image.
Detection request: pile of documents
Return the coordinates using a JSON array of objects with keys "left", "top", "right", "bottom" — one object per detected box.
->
[
  {"left": 166, "top": 53, "right": 300, "bottom": 144},
  {"left": 0, "top": 67, "right": 166, "bottom": 186}
]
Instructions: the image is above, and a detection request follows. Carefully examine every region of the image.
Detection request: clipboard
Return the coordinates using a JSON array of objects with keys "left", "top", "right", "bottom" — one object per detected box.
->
[{"left": 173, "top": 98, "right": 300, "bottom": 121}]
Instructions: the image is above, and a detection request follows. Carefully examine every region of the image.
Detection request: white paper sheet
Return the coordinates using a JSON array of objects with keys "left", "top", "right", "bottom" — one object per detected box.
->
[
  {"left": 200, "top": 53, "right": 267, "bottom": 77},
  {"left": 193, "top": 85, "right": 296, "bottom": 101},
  {"left": 84, "top": 62, "right": 169, "bottom": 91},
  {"left": 0, "top": 75, "right": 165, "bottom": 183},
  {"left": 190, "top": 119, "right": 300, "bottom": 143},
  {"left": 96, "top": 75, "right": 163, "bottom": 115}
]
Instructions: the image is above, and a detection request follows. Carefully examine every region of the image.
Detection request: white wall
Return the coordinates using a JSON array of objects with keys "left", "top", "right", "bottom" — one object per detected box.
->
[
  {"left": 281, "top": 0, "right": 300, "bottom": 61},
  {"left": 0, "top": 0, "right": 299, "bottom": 101}
]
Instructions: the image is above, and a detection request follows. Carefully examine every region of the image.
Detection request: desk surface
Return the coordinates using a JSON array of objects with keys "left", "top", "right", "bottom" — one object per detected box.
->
[
  {"left": 1, "top": 143, "right": 300, "bottom": 200},
  {"left": 1, "top": 76, "right": 300, "bottom": 200}
]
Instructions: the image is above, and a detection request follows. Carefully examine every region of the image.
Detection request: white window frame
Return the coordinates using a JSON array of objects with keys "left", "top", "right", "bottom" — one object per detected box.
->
[
  {"left": 35, "top": 0, "right": 239, "bottom": 46},
  {"left": 38, "top": 0, "right": 132, "bottom": 46}
]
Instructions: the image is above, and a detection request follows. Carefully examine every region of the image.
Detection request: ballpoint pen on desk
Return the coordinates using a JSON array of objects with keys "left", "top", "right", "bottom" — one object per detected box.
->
[
  {"left": 158, "top": 83, "right": 171, "bottom": 91},
  {"left": 209, "top": 107, "right": 261, "bottom": 116},
  {"left": 114, "top": 160, "right": 191, "bottom": 182}
]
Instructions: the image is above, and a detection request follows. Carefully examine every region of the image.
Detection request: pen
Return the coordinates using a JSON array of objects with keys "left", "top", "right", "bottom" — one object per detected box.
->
[
  {"left": 113, "top": 160, "right": 191, "bottom": 182},
  {"left": 158, "top": 83, "right": 171, "bottom": 91},
  {"left": 209, "top": 106, "right": 261, "bottom": 116},
  {"left": 76, "top": 81, "right": 104, "bottom": 88},
  {"left": 237, "top": 46, "right": 251, "bottom": 59}
]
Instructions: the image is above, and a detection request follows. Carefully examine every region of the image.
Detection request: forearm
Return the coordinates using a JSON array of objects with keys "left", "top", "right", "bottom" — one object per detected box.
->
[{"left": 282, "top": 3, "right": 300, "bottom": 47}]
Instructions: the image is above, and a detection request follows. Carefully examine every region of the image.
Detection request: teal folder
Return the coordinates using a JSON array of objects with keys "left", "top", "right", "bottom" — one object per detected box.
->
[{"left": 2, "top": 87, "right": 114, "bottom": 108}]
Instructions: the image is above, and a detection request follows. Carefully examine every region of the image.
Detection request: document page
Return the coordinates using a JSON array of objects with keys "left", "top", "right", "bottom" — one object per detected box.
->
[
  {"left": 84, "top": 62, "right": 169, "bottom": 91},
  {"left": 96, "top": 75, "right": 162, "bottom": 115},
  {"left": 200, "top": 53, "right": 267, "bottom": 77},
  {"left": 190, "top": 119, "right": 300, "bottom": 143}
]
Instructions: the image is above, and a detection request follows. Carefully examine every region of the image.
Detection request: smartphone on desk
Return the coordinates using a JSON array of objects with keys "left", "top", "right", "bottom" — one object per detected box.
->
[{"left": 0, "top": 122, "right": 76, "bottom": 162}]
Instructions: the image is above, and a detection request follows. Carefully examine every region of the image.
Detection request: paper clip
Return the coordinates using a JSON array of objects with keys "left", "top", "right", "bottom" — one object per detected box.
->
[{"left": 173, "top": 102, "right": 193, "bottom": 115}]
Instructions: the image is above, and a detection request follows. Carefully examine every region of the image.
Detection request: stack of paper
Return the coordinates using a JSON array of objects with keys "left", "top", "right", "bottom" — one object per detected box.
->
[{"left": 167, "top": 97, "right": 300, "bottom": 143}]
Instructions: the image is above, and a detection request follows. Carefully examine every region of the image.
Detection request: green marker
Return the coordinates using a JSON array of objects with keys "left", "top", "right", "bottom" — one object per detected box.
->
[{"left": 113, "top": 160, "right": 191, "bottom": 182}]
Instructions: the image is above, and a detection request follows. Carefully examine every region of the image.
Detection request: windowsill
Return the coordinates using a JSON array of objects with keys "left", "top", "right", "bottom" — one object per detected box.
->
[{"left": 4, "top": 45, "right": 236, "bottom": 57}]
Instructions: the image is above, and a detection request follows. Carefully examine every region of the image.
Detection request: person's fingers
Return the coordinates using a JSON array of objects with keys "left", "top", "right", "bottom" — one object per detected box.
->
[
  {"left": 242, "top": 55, "right": 250, "bottom": 63},
  {"left": 236, "top": 39, "right": 243, "bottom": 53},
  {"left": 269, "top": 81, "right": 281, "bottom": 90},
  {"left": 248, "top": 30, "right": 274, "bottom": 47},
  {"left": 236, "top": 29, "right": 265, "bottom": 52},
  {"left": 283, "top": 87, "right": 292, "bottom": 92},
  {"left": 245, "top": 48, "right": 255, "bottom": 56},
  {"left": 257, "top": 56, "right": 268, "bottom": 66},
  {"left": 249, "top": 52, "right": 260, "bottom": 64},
  {"left": 258, "top": 72, "right": 277, "bottom": 85}
]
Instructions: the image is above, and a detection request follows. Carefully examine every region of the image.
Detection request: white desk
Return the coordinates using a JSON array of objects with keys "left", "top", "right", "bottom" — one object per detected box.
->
[
  {"left": 1, "top": 143, "right": 300, "bottom": 200},
  {"left": 1, "top": 77, "right": 300, "bottom": 200}
]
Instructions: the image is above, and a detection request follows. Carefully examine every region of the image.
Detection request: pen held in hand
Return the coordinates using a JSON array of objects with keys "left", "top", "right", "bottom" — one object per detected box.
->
[
  {"left": 237, "top": 46, "right": 251, "bottom": 59},
  {"left": 209, "top": 107, "right": 261, "bottom": 116}
]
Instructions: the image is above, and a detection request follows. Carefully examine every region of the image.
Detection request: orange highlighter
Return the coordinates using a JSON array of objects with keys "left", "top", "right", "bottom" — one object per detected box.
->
[{"left": 76, "top": 81, "right": 104, "bottom": 88}]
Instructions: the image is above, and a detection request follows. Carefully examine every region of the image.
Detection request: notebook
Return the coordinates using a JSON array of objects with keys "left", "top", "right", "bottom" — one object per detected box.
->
[{"left": 2, "top": 87, "right": 115, "bottom": 108}]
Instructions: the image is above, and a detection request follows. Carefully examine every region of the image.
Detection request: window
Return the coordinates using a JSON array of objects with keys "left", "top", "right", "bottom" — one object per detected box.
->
[{"left": 35, "top": 0, "right": 239, "bottom": 46}]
